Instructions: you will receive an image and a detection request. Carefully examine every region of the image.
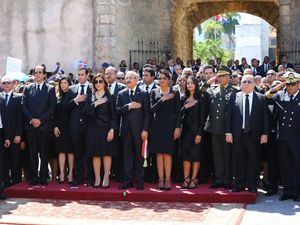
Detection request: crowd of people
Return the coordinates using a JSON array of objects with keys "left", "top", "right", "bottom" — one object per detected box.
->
[{"left": 0, "top": 54, "right": 299, "bottom": 203}]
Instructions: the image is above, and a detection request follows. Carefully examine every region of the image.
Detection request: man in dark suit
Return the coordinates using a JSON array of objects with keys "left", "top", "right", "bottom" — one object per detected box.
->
[
  {"left": 62, "top": 68, "right": 92, "bottom": 187},
  {"left": 258, "top": 56, "right": 270, "bottom": 77},
  {"left": 201, "top": 66, "right": 237, "bottom": 189},
  {"left": 138, "top": 67, "right": 158, "bottom": 183},
  {"left": 105, "top": 66, "right": 126, "bottom": 182},
  {"left": 116, "top": 71, "right": 150, "bottom": 190},
  {"left": 22, "top": 65, "right": 56, "bottom": 186},
  {"left": 1, "top": 75, "right": 23, "bottom": 186},
  {"left": 225, "top": 74, "right": 269, "bottom": 193},
  {"left": 251, "top": 58, "right": 259, "bottom": 76},
  {"left": 281, "top": 55, "right": 294, "bottom": 70}
]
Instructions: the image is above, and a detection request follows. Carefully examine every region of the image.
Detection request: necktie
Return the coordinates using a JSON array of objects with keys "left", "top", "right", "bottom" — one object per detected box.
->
[
  {"left": 265, "top": 64, "right": 267, "bottom": 73},
  {"left": 5, "top": 94, "right": 9, "bottom": 107},
  {"left": 130, "top": 90, "right": 134, "bottom": 101},
  {"left": 244, "top": 95, "right": 250, "bottom": 133},
  {"left": 290, "top": 95, "right": 294, "bottom": 103},
  {"left": 80, "top": 85, "right": 85, "bottom": 95},
  {"left": 146, "top": 86, "right": 149, "bottom": 93},
  {"left": 36, "top": 85, "right": 41, "bottom": 98}
]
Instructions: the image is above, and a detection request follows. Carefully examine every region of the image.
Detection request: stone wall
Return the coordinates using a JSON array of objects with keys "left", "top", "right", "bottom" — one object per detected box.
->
[{"left": 0, "top": 0, "right": 93, "bottom": 75}]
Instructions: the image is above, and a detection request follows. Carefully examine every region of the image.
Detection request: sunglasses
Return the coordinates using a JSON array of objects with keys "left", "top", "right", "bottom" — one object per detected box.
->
[
  {"left": 93, "top": 79, "right": 104, "bottom": 84},
  {"left": 2, "top": 82, "right": 12, "bottom": 85},
  {"left": 242, "top": 80, "right": 254, "bottom": 84},
  {"left": 34, "top": 71, "right": 43, "bottom": 74},
  {"left": 158, "top": 77, "right": 169, "bottom": 81},
  {"left": 117, "top": 77, "right": 125, "bottom": 80}
]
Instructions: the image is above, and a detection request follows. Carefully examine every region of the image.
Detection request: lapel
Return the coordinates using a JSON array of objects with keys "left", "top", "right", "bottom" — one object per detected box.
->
[
  {"left": 250, "top": 92, "right": 258, "bottom": 119},
  {"left": 133, "top": 86, "right": 141, "bottom": 102},
  {"left": 5, "top": 92, "right": 13, "bottom": 109},
  {"left": 237, "top": 92, "right": 243, "bottom": 116},
  {"left": 114, "top": 83, "right": 119, "bottom": 97}
]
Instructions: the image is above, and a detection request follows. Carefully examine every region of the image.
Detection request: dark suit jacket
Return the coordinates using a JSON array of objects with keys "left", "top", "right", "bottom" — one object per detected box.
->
[
  {"left": 112, "top": 82, "right": 126, "bottom": 98},
  {"left": 116, "top": 86, "right": 150, "bottom": 137},
  {"left": 225, "top": 91, "right": 269, "bottom": 143},
  {"left": 137, "top": 81, "right": 158, "bottom": 93},
  {"left": 22, "top": 83, "right": 56, "bottom": 131},
  {"left": 1, "top": 92, "right": 23, "bottom": 141},
  {"left": 62, "top": 83, "right": 92, "bottom": 132},
  {"left": 258, "top": 64, "right": 269, "bottom": 77}
]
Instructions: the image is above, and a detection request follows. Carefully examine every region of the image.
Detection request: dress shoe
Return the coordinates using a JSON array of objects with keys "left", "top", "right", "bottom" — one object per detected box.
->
[
  {"left": 292, "top": 196, "right": 300, "bottom": 202},
  {"left": 248, "top": 188, "right": 257, "bottom": 193},
  {"left": 279, "top": 194, "right": 292, "bottom": 201},
  {"left": 209, "top": 183, "right": 223, "bottom": 189},
  {"left": 136, "top": 185, "right": 144, "bottom": 191},
  {"left": 265, "top": 190, "right": 278, "bottom": 197},
  {"left": 70, "top": 180, "right": 83, "bottom": 187},
  {"left": 118, "top": 182, "right": 134, "bottom": 190},
  {"left": 230, "top": 187, "right": 244, "bottom": 193},
  {"left": 93, "top": 185, "right": 100, "bottom": 189},
  {"left": 29, "top": 180, "right": 39, "bottom": 186},
  {"left": 223, "top": 184, "right": 232, "bottom": 190},
  {"left": 0, "top": 194, "right": 8, "bottom": 200},
  {"left": 40, "top": 180, "right": 48, "bottom": 186}
]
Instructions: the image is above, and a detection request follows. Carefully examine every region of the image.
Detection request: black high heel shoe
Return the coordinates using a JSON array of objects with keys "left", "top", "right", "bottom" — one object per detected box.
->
[
  {"left": 158, "top": 180, "right": 164, "bottom": 190},
  {"left": 180, "top": 177, "right": 190, "bottom": 189},
  {"left": 188, "top": 178, "right": 198, "bottom": 189},
  {"left": 164, "top": 180, "right": 172, "bottom": 191}
]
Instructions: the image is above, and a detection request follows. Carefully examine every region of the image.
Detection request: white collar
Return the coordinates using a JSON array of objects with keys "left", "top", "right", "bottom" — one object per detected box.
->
[
  {"left": 243, "top": 92, "right": 253, "bottom": 98},
  {"left": 129, "top": 86, "right": 137, "bottom": 94},
  {"left": 110, "top": 81, "right": 117, "bottom": 88},
  {"left": 35, "top": 82, "right": 44, "bottom": 88},
  {"left": 4, "top": 91, "right": 13, "bottom": 96},
  {"left": 78, "top": 81, "right": 89, "bottom": 87}
]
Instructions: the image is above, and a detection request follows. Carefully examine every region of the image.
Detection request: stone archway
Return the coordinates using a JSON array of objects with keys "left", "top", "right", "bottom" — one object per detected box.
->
[{"left": 172, "top": 0, "right": 279, "bottom": 63}]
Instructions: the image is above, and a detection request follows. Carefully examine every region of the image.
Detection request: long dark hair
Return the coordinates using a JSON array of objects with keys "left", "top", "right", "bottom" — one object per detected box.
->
[
  {"left": 57, "top": 76, "right": 72, "bottom": 99},
  {"left": 92, "top": 73, "right": 109, "bottom": 93},
  {"left": 185, "top": 76, "right": 200, "bottom": 100}
]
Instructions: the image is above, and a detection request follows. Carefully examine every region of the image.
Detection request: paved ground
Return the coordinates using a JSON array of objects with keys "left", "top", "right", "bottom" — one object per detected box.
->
[{"left": 0, "top": 189, "right": 298, "bottom": 225}]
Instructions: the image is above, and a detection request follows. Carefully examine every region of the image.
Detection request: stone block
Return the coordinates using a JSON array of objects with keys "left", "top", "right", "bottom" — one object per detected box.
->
[{"left": 100, "top": 15, "right": 116, "bottom": 24}]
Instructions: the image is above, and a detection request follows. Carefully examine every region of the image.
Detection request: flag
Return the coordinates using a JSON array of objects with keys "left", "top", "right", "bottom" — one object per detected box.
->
[
  {"left": 142, "top": 139, "right": 148, "bottom": 167},
  {"left": 77, "top": 59, "right": 88, "bottom": 69}
]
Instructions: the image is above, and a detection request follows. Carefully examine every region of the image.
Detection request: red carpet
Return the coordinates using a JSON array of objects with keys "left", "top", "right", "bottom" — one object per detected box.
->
[{"left": 4, "top": 181, "right": 256, "bottom": 204}]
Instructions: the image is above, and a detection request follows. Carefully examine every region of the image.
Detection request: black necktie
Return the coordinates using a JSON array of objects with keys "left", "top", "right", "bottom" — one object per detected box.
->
[
  {"left": 5, "top": 94, "right": 9, "bottom": 107},
  {"left": 130, "top": 90, "right": 134, "bottom": 101},
  {"left": 36, "top": 85, "right": 41, "bottom": 98},
  {"left": 146, "top": 86, "right": 149, "bottom": 92},
  {"left": 244, "top": 94, "right": 250, "bottom": 133},
  {"left": 290, "top": 95, "right": 294, "bottom": 103},
  {"left": 80, "top": 85, "right": 85, "bottom": 95}
]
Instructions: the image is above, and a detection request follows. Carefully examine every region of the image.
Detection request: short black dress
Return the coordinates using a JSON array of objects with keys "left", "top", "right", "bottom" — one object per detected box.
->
[
  {"left": 85, "top": 92, "right": 117, "bottom": 157},
  {"left": 180, "top": 97, "right": 206, "bottom": 162},
  {"left": 54, "top": 92, "right": 73, "bottom": 153},
  {"left": 149, "top": 88, "right": 181, "bottom": 155}
]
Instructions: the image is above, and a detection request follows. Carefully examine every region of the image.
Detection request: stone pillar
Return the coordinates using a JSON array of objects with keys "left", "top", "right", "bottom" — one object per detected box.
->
[{"left": 94, "top": 0, "right": 117, "bottom": 66}]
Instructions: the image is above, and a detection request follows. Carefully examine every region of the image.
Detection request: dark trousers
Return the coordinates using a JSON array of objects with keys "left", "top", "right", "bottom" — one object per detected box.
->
[
  {"left": 198, "top": 131, "right": 214, "bottom": 182},
  {"left": 211, "top": 133, "right": 232, "bottom": 185},
  {"left": 171, "top": 139, "right": 182, "bottom": 183},
  {"left": 145, "top": 153, "right": 158, "bottom": 183},
  {"left": 267, "top": 132, "right": 279, "bottom": 192},
  {"left": 0, "top": 129, "right": 4, "bottom": 193},
  {"left": 3, "top": 143, "right": 21, "bottom": 185},
  {"left": 26, "top": 130, "right": 50, "bottom": 182},
  {"left": 111, "top": 136, "right": 123, "bottom": 182},
  {"left": 122, "top": 129, "right": 144, "bottom": 185},
  {"left": 70, "top": 132, "right": 90, "bottom": 183},
  {"left": 233, "top": 132, "right": 260, "bottom": 189},
  {"left": 277, "top": 140, "right": 300, "bottom": 196}
]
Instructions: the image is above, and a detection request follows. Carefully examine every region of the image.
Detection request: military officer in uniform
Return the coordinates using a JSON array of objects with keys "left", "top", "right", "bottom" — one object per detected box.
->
[
  {"left": 200, "top": 66, "right": 237, "bottom": 189},
  {"left": 265, "top": 72, "right": 300, "bottom": 202}
]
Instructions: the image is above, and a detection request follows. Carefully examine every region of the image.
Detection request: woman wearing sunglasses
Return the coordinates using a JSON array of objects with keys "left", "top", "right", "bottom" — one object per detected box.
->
[
  {"left": 85, "top": 74, "right": 117, "bottom": 188},
  {"left": 149, "top": 69, "right": 181, "bottom": 190}
]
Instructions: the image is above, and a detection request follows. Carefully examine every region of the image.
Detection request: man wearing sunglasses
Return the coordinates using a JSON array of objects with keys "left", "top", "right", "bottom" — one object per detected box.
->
[
  {"left": 225, "top": 74, "right": 269, "bottom": 193},
  {"left": 265, "top": 72, "right": 300, "bottom": 202},
  {"left": 22, "top": 66, "right": 56, "bottom": 186},
  {"left": 0, "top": 76, "right": 23, "bottom": 189}
]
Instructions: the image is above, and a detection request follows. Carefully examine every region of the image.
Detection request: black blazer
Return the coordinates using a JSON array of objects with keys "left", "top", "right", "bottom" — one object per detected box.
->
[
  {"left": 116, "top": 86, "right": 150, "bottom": 137},
  {"left": 1, "top": 92, "right": 23, "bottom": 141},
  {"left": 85, "top": 92, "right": 117, "bottom": 129},
  {"left": 149, "top": 88, "right": 181, "bottom": 128},
  {"left": 112, "top": 82, "right": 126, "bottom": 98},
  {"left": 258, "top": 64, "right": 268, "bottom": 77},
  {"left": 62, "top": 83, "right": 92, "bottom": 132},
  {"left": 22, "top": 83, "right": 56, "bottom": 131},
  {"left": 137, "top": 81, "right": 158, "bottom": 93},
  {"left": 225, "top": 91, "right": 269, "bottom": 143}
]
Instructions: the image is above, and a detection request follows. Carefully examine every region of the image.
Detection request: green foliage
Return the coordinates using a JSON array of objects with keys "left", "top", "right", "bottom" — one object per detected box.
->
[{"left": 203, "top": 20, "right": 224, "bottom": 40}]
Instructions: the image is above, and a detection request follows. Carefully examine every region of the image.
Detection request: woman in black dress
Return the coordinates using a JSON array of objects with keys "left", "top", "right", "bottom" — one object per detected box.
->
[
  {"left": 54, "top": 76, "right": 74, "bottom": 183},
  {"left": 180, "top": 76, "right": 206, "bottom": 189},
  {"left": 85, "top": 74, "right": 117, "bottom": 188},
  {"left": 149, "top": 69, "right": 181, "bottom": 190}
]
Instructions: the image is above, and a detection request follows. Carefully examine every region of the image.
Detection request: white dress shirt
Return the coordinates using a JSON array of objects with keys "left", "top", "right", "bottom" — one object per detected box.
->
[
  {"left": 109, "top": 81, "right": 117, "bottom": 95},
  {"left": 4, "top": 91, "right": 12, "bottom": 106},
  {"left": 242, "top": 92, "right": 253, "bottom": 129},
  {"left": 144, "top": 82, "right": 155, "bottom": 93},
  {"left": 283, "top": 90, "right": 299, "bottom": 101},
  {"left": 77, "top": 81, "right": 90, "bottom": 95}
]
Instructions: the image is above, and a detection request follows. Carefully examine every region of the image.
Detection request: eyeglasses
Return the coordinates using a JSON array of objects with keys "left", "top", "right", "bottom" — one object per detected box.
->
[
  {"left": 93, "top": 80, "right": 104, "bottom": 84},
  {"left": 158, "top": 77, "right": 169, "bottom": 81},
  {"left": 117, "top": 77, "right": 125, "bottom": 80},
  {"left": 34, "top": 71, "right": 43, "bottom": 74},
  {"left": 2, "top": 82, "right": 12, "bottom": 85},
  {"left": 242, "top": 80, "right": 254, "bottom": 84}
]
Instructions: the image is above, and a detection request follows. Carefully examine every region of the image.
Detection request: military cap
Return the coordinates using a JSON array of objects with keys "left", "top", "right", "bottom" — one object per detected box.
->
[
  {"left": 216, "top": 66, "right": 232, "bottom": 76},
  {"left": 284, "top": 71, "right": 300, "bottom": 84}
]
